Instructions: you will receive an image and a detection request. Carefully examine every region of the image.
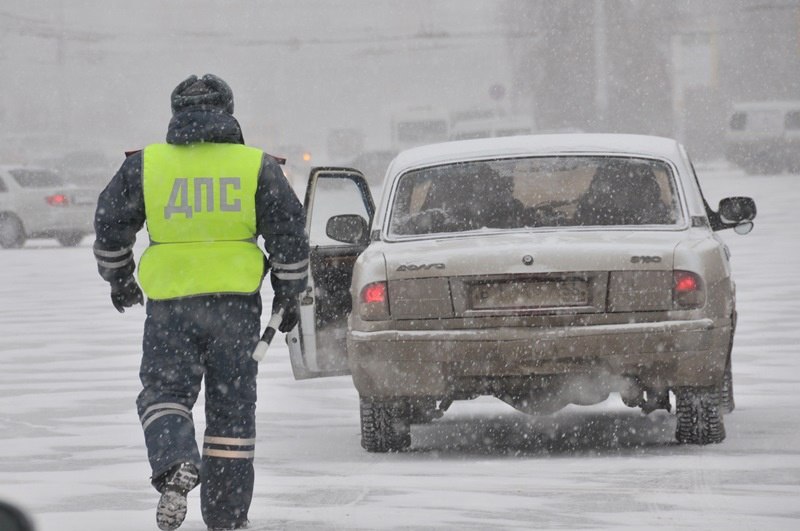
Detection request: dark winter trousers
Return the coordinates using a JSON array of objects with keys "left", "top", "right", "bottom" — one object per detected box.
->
[{"left": 136, "top": 294, "right": 261, "bottom": 529}]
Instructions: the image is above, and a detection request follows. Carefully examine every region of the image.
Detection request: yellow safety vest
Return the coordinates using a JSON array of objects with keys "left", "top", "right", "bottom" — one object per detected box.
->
[{"left": 138, "top": 143, "right": 265, "bottom": 300}]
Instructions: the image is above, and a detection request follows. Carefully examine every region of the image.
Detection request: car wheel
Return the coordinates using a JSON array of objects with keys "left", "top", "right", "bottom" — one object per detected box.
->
[
  {"left": 359, "top": 397, "right": 411, "bottom": 453},
  {"left": 0, "top": 215, "right": 26, "bottom": 249},
  {"left": 719, "top": 363, "right": 735, "bottom": 415},
  {"left": 55, "top": 232, "right": 85, "bottom": 247},
  {"left": 675, "top": 386, "right": 726, "bottom": 445},
  {"left": 720, "top": 317, "right": 736, "bottom": 414}
]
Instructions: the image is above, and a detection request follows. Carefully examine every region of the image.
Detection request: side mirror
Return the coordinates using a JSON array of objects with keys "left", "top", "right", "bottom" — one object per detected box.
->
[
  {"left": 326, "top": 214, "right": 370, "bottom": 245},
  {"left": 717, "top": 196, "right": 756, "bottom": 234},
  {"left": 719, "top": 197, "right": 756, "bottom": 223}
]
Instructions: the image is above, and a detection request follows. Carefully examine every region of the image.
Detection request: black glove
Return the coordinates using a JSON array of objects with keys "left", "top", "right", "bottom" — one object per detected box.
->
[
  {"left": 272, "top": 294, "right": 300, "bottom": 333},
  {"left": 110, "top": 276, "right": 144, "bottom": 313}
]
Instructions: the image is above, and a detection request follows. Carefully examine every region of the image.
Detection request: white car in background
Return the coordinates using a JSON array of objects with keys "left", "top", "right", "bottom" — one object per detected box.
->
[
  {"left": 725, "top": 100, "right": 800, "bottom": 174},
  {"left": 0, "top": 165, "right": 97, "bottom": 248},
  {"left": 287, "top": 134, "right": 756, "bottom": 452}
]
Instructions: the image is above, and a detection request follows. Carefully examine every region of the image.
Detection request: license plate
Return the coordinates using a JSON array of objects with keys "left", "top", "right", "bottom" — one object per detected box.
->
[{"left": 469, "top": 278, "right": 589, "bottom": 310}]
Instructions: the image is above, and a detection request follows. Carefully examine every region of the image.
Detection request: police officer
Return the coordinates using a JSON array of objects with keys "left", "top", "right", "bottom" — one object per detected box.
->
[{"left": 93, "top": 74, "right": 309, "bottom": 531}]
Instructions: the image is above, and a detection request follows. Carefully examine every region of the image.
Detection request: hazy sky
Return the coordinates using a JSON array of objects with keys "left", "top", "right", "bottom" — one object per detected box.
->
[
  {"left": 1, "top": 1, "right": 512, "bottom": 165},
  {"left": 4, "top": 1, "right": 800, "bottom": 171}
]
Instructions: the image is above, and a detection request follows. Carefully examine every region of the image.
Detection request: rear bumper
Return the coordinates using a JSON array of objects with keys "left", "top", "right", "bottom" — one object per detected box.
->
[{"left": 347, "top": 318, "right": 731, "bottom": 397}]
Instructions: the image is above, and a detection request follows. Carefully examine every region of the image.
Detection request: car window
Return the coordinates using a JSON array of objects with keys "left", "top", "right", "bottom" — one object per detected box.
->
[
  {"left": 785, "top": 110, "right": 800, "bottom": 130},
  {"left": 309, "top": 175, "right": 371, "bottom": 245},
  {"left": 729, "top": 112, "right": 747, "bottom": 130},
  {"left": 8, "top": 169, "right": 63, "bottom": 188},
  {"left": 388, "top": 156, "right": 682, "bottom": 237}
]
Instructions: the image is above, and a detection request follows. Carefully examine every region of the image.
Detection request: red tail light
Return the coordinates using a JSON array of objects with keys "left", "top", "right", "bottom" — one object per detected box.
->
[
  {"left": 46, "top": 194, "right": 69, "bottom": 206},
  {"left": 674, "top": 274, "right": 698, "bottom": 293},
  {"left": 362, "top": 282, "right": 387, "bottom": 303},
  {"left": 359, "top": 281, "right": 390, "bottom": 320},
  {"left": 673, "top": 270, "right": 705, "bottom": 309}
]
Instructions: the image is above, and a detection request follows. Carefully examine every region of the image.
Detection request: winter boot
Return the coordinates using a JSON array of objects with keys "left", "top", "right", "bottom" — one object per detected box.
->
[
  {"left": 207, "top": 524, "right": 249, "bottom": 530},
  {"left": 156, "top": 462, "right": 200, "bottom": 531}
]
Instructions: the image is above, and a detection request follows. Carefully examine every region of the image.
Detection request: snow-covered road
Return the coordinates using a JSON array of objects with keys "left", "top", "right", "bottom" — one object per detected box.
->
[{"left": 1, "top": 165, "right": 799, "bottom": 530}]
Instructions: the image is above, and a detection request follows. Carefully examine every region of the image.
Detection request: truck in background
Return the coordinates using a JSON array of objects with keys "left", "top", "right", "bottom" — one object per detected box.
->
[
  {"left": 390, "top": 106, "right": 451, "bottom": 151},
  {"left": 449, "top": 115, "right": 535, "bottom": 141}
]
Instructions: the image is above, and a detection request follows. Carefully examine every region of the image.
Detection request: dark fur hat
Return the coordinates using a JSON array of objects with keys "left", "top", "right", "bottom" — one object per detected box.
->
[{"left": 171, "top": 74, "right": 234, "bottom": 115}]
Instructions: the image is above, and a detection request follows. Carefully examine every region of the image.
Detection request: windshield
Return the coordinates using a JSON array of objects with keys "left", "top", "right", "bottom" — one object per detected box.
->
[
  {"left": 9, "top": 169, "right": 64, "bottom": 188},
  {"left": 388, "top": 156, "right": 683, "bottom": 237}
]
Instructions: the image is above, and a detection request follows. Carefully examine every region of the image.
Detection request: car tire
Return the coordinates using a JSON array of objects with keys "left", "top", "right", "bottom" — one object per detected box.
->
[
  {"left": 720, "top": 350, "right": 735, "bottom": 415},
  {"left": 55, "top": 232, "right": 85, "bottom": 247},
  {"left": 0, "top": 215, "right": 26, "bottom": 249},
  {"left": 720, "top": 316, "right": 736, "bottom": 415},
  {"left": 359, "top": 397, "right": 411, "bottom": 453},
  {"left": 675, "top": 386, "right": 726, "bottom": 445}
]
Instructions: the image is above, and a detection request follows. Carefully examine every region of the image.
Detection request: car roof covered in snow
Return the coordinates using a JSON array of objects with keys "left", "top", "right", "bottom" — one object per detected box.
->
[{"left": 388, "top": 134, "right": 685, "bottom": 175}]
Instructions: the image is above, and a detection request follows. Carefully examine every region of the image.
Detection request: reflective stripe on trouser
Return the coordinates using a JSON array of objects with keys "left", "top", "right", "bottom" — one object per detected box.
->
[
  {"left": 136, "top": 294, "right": 261, "bottom": 528},
  {"left": 139, "top": 402, "right": 198, "bottom": 488},
  {"left": 202, "top": 435, "right": 256, "bottom": 529}
]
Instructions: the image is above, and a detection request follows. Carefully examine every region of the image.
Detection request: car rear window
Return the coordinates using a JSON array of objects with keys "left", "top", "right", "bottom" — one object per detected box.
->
[
  {"left": 388, "top": 156, "right": 683, "bottom": 237},
  {"left": 8, "top": 169, "right": 64, "bottom": 188},
  {"left": 785, "top": 111, "right": 800, "bottom": 130}
]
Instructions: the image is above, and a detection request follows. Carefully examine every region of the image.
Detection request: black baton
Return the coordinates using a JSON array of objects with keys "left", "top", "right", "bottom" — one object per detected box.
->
[{"left": 252, "top": 308, "right": 285, "bottom": 362}]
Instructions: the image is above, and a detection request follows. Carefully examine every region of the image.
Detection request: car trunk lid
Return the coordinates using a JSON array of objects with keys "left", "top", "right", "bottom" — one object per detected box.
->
[{"left": 385, "top": 230, "right": 683, "bottom": 318}]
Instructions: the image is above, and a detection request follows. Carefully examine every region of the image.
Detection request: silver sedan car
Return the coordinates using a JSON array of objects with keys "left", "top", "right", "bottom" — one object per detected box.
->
[
  {"left": 287, "top": 134, "right": 756, "bottom": 452},
  {"left": 0, "top": 165, "right": 97, "bottom": 248}
]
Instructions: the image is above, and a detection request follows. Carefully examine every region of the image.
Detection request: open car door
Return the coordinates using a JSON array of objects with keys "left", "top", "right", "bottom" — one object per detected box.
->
[{"left": 286, "top": 167, "right": 374, "bottom": 379}]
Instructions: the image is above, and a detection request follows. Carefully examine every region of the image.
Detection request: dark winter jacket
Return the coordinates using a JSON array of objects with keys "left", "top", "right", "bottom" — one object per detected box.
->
[{"left": 93, "top": 108, "right": 309, "bottom": 298}]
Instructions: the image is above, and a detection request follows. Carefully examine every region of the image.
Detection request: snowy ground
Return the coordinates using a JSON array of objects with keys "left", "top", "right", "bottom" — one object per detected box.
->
[{"left": 1, "top": 164, "right": 799, "bottom": 530}]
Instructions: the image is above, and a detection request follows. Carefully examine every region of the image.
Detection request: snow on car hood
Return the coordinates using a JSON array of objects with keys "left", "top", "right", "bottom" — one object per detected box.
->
[{"left": 383, "top": 229, "right": 686, "bottom": 281}]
